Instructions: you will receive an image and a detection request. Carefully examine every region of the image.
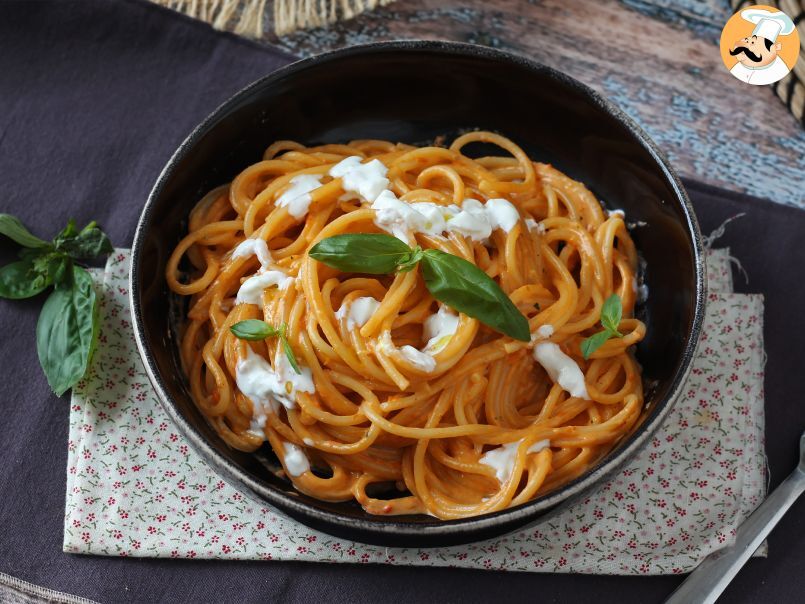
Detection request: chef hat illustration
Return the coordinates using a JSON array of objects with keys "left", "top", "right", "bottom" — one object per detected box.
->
[{"left": 740, "top": 8, "right": 796, "bottom": 43}]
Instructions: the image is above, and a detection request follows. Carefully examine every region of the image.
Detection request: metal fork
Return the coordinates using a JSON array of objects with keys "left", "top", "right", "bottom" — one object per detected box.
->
[{"left": 665, "top": 431, "right": 805, "bottom": 604}]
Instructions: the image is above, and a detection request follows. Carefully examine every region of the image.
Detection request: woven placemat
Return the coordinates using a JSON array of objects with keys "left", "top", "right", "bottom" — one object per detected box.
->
[{"left": 152, "top": 0, "right": 395, "bottom": 36}]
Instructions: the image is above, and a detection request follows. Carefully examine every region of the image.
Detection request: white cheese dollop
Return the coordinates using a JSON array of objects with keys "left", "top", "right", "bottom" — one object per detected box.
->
[
  {"left": 399, "top": 345, "right": 437, "bottom": 372},
  {"left": 448, "top": 198, "right": 493, "bottom": 241},
  {"left": 329, "top": 156, "right": 389, "bottom": 203},
  {"left": 378, "top": 332, "right": 437, "bottom": 373},
  {"left": 485, "top": 198, "right": 520, "bottom": 232},
  {"left": 336, "top": 296, "right": 381, "bottom": 329},
  {"left": 410, "top": 202, "right": 459, "bottom": 236},
  {"left": 235, "top": 345, "right": 315, "bottom": 417},
  {"left": 370, "top": 194, "right": 522, "bottom": 242},
  {"left": 247, "top": 405, "right": 271, "bottom": 438},
  {"left": 281, "top": 441, "right": 310, "bottom": 477},
  {"left": 232, "top": 238, "right": 272, "bottom": 269},
  {"left": 479, "top": 439, "right": 551, "bottom": 483},
  {"left": 236, "top": 270, "right": 293, "bottom": 305},
  {"left": 533, "top": 324, "right": 554, "bottom": 340},
  {"left": 237, "top": 349, "right": 280, "bottom": 438},
  {"left": 423, "top": 305, "right": 460, "bottom": 354},
  {"left": 533, "top": 342, "right": 590, "bottom": 399},
  {"left": 371, "top": 191, "right": 463, "bottom": 241},
  {"left": 275, "top": 174, "right": 323, "bottom": 219},
  {"left": 371, "top": 190, "right": 426, "bottom": 241}
]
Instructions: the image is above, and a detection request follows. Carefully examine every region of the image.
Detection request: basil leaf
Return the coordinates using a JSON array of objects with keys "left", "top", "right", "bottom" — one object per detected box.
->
[
  {"left": 280, "top": 334, "right": 302, "bottom": 375},
  {"left": 54, "top": 219, "right": 78, "bottom": 243},
  {"left": 396, "top": 246, "right": 425, "bottom": 273},
  {"left": 600, "top": 294, "right": 623, "bottom": 336},
  {"left": 309, "top": 234, "right": 412, "bottom": 274},
  {"left": 581, "top": 330, "right": 612, "bottom": 360},
  {"left": 0, "top": 259, "right": 50, "bottom": 299},
  {"left": 231, "top": 320, "right": 302, "bottom": 374},
  {"left": 36, "top": 265, "right": 98, "bottom": 396},
  {"left": 0, "top": 214, "right": 49, "bottom": 248},
  {"left": 230, "top": 319, "right": 279, "bottom": 341},
  {"left": 277, "top": 323, "right": 301, "bottom": 374},
  {"left": 54, "top": 221, "right": 114, "bottom": 259},
  {"left": 420, "top": 249, "right": 530, "bottom": 341},
  {"left": 19, "top": 248, "right": 72, "bottom": 285},
  {"left": 46, "top": 254, "right": 72, "bottom": 286}
]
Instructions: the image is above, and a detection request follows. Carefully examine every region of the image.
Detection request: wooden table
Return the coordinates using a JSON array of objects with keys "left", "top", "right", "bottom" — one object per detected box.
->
[{"left": 259, "top": 0, "right": 805, "bottom": 208}]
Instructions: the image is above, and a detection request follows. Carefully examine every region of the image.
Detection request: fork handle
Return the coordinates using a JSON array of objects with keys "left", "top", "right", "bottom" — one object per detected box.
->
[{"left": 665, "top": 466, "right": 805, "bottom": 604}]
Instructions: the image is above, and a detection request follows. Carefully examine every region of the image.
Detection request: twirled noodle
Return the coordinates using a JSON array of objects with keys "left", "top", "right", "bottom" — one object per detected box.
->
[{"left": 166, "top": 132, "right": 646, "bottom": 519}]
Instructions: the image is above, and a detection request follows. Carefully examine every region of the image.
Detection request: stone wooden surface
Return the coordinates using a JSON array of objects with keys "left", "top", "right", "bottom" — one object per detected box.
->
[{"left": 253, "top": 0, "right": 804, "bottom": 208}]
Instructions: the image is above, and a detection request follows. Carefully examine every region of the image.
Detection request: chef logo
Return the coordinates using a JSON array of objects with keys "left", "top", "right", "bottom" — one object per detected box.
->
[{"left": 719, "top": 5, "right": 799, "bottom": 86}]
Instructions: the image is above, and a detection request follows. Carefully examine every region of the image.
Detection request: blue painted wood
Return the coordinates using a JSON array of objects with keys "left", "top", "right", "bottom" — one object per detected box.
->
[
  {"left": 620, "top": 0, "right": 732, "bottom": 43},
  {"left": 266, "top": 0, "right": 805, "bottom": 208}
]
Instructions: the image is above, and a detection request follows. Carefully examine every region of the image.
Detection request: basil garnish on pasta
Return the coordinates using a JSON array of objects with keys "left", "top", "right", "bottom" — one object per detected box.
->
[
  {"left": 309, "top": 233, "right": 530, "bottom": 342},
  {"left": 580, "top": 294, "right": 624, "bottom": 359},
  {"left": 230, "top": 319, "right": 301, "bottom": 374},
  {"left": 419, "top": 248, "right": 530, "bottom": 342},
  {"left": 306, "top": 233, "right": 419, "bottom": 274},
  {"left": 0, "top": 213, "right": 113, "bottom": 395}
]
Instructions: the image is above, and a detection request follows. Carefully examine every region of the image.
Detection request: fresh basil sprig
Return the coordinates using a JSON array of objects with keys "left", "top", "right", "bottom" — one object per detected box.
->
[
  {"left": 580, "top": 294, "right": 624, "bottom": 359},
  {"left": 0, "top": 214, "right": 50, "bottom": 249},
  {"left": 36, "top": 266, "right": 99, "bottom": 396},
  {"left": 0, "top": 213, "right": 113, "bottom": 395},
  {"left": 230, "top": 319, "right": 301, "bottom": 374},
  {"left": 53, "top": 220, "right": 114, "bottom": 259},
  {"left": 309, "top": 234, "right": 530, "bottom": 342},
  {"left": 305, "top": 234, "right": 422, "bottom": 274}
]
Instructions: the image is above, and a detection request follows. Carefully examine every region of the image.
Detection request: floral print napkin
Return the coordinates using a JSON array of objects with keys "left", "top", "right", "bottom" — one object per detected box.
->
[{"left": 63, "top": 248, "right": 766, "bottom": 574}]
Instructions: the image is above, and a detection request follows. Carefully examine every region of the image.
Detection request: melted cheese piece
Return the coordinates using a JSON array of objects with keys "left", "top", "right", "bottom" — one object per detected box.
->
[
  {"left": 533, "top": 342, "right": 590, "bottom": 399},
  {"left": 399, "top": 345, "right": 437, "bottom": 372},
  {"left": 532, "top": 324, "right": 554, "bottom": 341},
  {"left": 371, "top": 190, "right": 426, "bottom": 241},
  {"left": 484, "top": 198, "right": 520, "bottom": 232},
  {"left": 232, "top": 238, "right": 272, "bottom": 269},
  {"left": 378, "top": 332, "right": 437, "bottom": 373},
  {"left": 371, "top": 190, "right": 523, "bottom": 243},
  {"left": 336, "top": 296, "right": 381, "bottom": 329},
  {"left": 236, "top": 270, "right": 293, "bottom": 305},
  {"left": 479, "top": 439, "right": 551, "bottom": 483},
  {"left": 410, "top": 202, "right": 458, "bottom": 236},
  {"left": 235, "top": 346, "right": 315, "bottom": 420},
  {"left": 447, "top": 198, "right": 491, "bottom": 241},
  {"left": 329, "top": 156, "right": 389, "bottom": 202},
  {"left": 423, "top": 305, "right": 460, "bottom": 354},
  {"left": 275, "top": 174, "right": 323, "bottom": 218},
  {"left": 281, "top": 441, "right": 310, "bottom": 477}
]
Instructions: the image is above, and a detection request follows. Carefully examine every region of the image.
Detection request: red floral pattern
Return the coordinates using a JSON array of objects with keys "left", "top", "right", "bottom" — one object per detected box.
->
[{"left": 62, "top": 249, "right": 766, "bottom": 574}]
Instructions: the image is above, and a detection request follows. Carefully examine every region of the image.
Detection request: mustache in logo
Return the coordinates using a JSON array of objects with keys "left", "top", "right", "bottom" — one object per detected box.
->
[{"left": 730, "top": 46, "right": 763, "bottom": 63}]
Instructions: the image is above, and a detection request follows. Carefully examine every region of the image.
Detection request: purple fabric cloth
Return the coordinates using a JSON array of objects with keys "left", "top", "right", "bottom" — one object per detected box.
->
[{"left": 0, "top": 0, "right": 802, "bottom": 602}]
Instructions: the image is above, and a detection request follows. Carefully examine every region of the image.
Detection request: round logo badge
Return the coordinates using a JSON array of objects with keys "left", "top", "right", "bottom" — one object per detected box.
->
[{"left": 719, "top": 5, "right": 799, "bottom": 86}]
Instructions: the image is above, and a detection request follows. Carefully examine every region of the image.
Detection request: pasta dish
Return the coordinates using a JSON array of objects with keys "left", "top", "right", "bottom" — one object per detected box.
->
[{"left": 166, "top": 131, "right": 646, "bottom": 520}]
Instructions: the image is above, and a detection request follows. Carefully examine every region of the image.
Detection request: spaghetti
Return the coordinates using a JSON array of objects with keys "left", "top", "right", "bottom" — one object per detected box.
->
[{"left": 166, "top": 131, "right": 646, "bottom": 519}]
